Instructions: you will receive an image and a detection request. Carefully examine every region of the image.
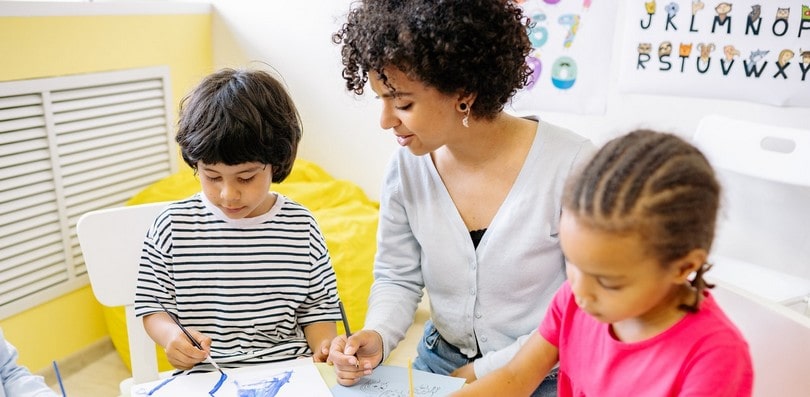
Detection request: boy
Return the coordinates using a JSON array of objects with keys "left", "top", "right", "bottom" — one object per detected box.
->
[{"left": 134, "top": 68, "right": 340, "bottom": 373}]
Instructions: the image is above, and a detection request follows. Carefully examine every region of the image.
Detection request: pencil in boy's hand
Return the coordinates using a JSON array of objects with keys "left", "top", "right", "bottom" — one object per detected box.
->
[
  {"left": 153, "top": 296, "right": 225, "bottom": 375},
  {"left": 338, "top": 301, "right": 352, "bottom": 337}
]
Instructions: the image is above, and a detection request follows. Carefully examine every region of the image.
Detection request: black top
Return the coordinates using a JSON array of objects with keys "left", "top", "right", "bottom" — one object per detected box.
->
[{"left": 469, "top": 228, "right": 487, "bottom": 248}]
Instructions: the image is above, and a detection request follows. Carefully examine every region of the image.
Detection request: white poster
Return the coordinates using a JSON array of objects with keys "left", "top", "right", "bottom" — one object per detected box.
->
[
  {"left": 617, "top": 0, "right": 810, "bottom": 107},
  {"left": 508, "top": 0, "right": 619, "bottom": 116}
]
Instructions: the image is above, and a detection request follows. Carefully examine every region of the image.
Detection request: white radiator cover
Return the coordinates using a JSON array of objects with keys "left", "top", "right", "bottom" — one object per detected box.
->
[{"left": 0, "top": 66, "right": 177, "bottom": 319}]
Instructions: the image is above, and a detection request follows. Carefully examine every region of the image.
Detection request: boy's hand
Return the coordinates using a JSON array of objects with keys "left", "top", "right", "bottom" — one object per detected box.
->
[
  {"left": 164, "top": 327, "right": 210, "bottom": 370},
  {"left": 312, "top": 339, "right": 331, "bottom": 363}
]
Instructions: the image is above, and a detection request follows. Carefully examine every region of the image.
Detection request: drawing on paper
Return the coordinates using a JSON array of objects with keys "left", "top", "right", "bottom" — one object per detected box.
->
[
  {"left": 134, "top": 369, "right": 295, "bottom": 397},
  {"left": 355, "top": 377, "right": 440, "bottom": 397},
  {"left": 131, "top": 358, "right": 332, "bottom": 397},
  {"left": 235, "top": 370, "right": 292, "bottom": 397}
]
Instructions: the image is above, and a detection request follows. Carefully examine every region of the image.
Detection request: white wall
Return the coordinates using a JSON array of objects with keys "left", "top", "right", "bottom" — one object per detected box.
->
[{"left": 208, "top": 0, "right": 807, "bottom": 200}]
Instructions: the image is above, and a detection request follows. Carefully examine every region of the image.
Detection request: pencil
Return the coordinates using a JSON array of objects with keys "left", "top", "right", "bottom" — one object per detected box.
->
[
  {"left": 338, "top": 301, "right": 352, "bottom": 337},
  {"left": 408, "top": 358, "right": 414, "bottom": 397},
  {"left": 153, "top": 296, "right": 225, "bottom": 375},
  {"left": 52, "top": 360, "right": 67, "bottom": 397}
]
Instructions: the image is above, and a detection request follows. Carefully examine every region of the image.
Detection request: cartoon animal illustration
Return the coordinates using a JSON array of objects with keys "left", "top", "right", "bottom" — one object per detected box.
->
[
  {"left": 679, "top": 43, "right": 693, "bottom": 57},
  {"left": 697, "top": 43, "right": 716, "bottom": 63},
  {"left": 665, "top": 2, "right": 679, "bottom": 18},
  {"left": 692, "top": 0, "right": 705, "bottom": 15},
  {"left": 748, "top": 5, "right": 762, "bottom": 23},
  {"left": 659, "top": 41, "right": 673, "bottom": 57},
  {"left": 777, "top": 49, "right": 795, "bottom": 67},
  {"left": 747, "top": 49, "right": 770, "bottom": 64},
  {"left": 775, "top": 7, "right": 790, "bottom": 21},
  {"left": 801, "top": 49, "right": 810, "bottom": 65},
  {"left": 715, "top": 2, "right": 732, "bottom": 21},
  {"left": 645, "top": 0, "right": 656, "bottom": 15},
  {"left": 723, "top": 45, "right": 740, "bottom": 62},
  {"left": 638, "top": 42, "right": 652, "bottom": 55}
]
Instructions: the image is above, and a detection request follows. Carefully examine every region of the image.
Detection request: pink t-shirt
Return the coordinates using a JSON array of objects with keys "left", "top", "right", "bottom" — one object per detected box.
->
[{"left": 538, "top": 282, "right": 753, "bottom": 397}]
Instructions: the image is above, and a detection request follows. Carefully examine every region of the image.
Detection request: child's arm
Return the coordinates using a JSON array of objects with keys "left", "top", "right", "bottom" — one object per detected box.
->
[
  {"left": 449, "top": 331, "right": 558, "bottom": 396},
  {"left": 143, "top": 312, "right": 210, "bottom": 370},
  {"left": 303, "top": 321, "right": 337, "bottom": 362}
]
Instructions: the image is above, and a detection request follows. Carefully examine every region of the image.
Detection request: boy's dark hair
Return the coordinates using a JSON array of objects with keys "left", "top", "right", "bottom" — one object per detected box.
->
[
  {"left": 175, "top": 68, "right": 302, "bottom": 182},
  {"left": 564, "top": 130, "right": 721, "bottom": 312},
  {"left": 332, "top": 0, "right": 533, "bottom": 120}
]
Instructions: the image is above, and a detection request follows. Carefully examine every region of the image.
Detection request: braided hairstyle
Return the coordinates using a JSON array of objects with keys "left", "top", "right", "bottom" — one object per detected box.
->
[
  {"left": 563, "top": 130, "right": 721, "bottom": 312},
  {"left": 332, "top": 0, "right": 533, "bottom": 120}
]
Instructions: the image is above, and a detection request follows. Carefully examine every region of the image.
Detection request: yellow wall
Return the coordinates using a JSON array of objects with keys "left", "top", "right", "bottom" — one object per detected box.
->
[{"left": 0, "top": 12, "right": 212, "bottom": 372}]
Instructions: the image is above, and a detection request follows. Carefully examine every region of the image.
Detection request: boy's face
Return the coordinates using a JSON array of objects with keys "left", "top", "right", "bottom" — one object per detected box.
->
[{"left": 198, "top": 161, "right": 274, "bottom": 219}]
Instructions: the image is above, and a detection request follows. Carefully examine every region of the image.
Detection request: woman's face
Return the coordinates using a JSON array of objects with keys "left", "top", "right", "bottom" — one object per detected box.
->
[{"left": 368, "top": 68, "right": 463, "bottom": 156}]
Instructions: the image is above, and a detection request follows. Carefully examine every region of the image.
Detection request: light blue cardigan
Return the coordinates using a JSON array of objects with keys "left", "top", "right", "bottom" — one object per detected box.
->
[{"left": 363, "top": 118, "right": 595, "bottom": 377}]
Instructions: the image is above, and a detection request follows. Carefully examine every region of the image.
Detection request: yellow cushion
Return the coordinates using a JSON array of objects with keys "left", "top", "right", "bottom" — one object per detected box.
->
[{"left": 105, "top": 159, "right": 378, "bottom": 372}]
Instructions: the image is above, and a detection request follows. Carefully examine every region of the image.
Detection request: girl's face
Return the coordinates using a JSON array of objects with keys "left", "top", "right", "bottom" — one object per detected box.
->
[
  {"left": 368, "top": 68, "right": 463, "bottom": 156},
  {"left": 198, "top": 161, "right": 274, "bottom": 219},
  {"left": 559, "top": 212, "right": 689, "bottom": 328}
]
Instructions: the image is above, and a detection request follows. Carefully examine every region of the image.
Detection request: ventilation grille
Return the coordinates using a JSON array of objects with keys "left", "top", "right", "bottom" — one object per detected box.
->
[{"left": 0, "top": 66, "right": 177, "bottom": 319}]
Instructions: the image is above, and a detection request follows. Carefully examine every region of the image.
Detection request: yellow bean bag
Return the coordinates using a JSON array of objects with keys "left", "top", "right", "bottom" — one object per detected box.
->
[{"left": 104, "top": 159, "right": 378, "bottom": 371}]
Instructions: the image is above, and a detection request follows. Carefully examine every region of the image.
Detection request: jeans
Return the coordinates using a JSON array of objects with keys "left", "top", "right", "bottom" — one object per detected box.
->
[{"left": 414, "top": 320, "right": 558, "bottom": 397}]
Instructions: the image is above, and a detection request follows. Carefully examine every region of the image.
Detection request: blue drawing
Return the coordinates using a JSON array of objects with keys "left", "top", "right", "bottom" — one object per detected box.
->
[
  {"left": 209, "top": 372, "right": 228, "bottom": 396},
  {"left": 235, "top": 370, "right": 293, "bottom": 397},
  {"left": 146, "top": 377, "right": 177, "bottom": 395}
]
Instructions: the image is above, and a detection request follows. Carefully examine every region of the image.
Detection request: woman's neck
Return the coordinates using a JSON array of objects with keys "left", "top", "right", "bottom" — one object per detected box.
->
[{"left": 437, "top": 112, "right": 536, "bottom": 168}]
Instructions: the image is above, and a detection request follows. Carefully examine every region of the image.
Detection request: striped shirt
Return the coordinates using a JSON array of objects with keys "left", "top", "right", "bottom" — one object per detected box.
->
[{"left": 134, "top": 193, "right": 340, "bottom": 373}]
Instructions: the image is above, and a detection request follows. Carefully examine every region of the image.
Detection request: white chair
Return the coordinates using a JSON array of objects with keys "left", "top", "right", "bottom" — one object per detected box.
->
[
  {"left": 76, "top": 202, "right": 170, "bottom": 396},
  {"left": 692, "top": 115, "right": 810, "bottom": 396}
]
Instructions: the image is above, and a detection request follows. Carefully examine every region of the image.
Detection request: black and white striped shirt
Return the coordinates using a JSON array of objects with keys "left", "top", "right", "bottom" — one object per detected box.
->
[{"left": 134, "top": 193, "right": 340, "bottom": 372}]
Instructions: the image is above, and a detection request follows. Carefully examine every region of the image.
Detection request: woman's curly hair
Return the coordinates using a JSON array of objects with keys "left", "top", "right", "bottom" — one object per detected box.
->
[{"left": 333, "top": 0, "right": 533, "bottom": 120}]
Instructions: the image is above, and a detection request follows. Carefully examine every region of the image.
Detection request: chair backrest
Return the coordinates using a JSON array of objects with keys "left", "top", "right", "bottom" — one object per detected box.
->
[
  {"left": 76, "top": 202, "right": 170, "bottom": 392},
  {"left": 693, "top": 115, "right": 810, "bottom": 396},
  {"left": 693, "top": 114, "right": 810, "bottom": 280}
]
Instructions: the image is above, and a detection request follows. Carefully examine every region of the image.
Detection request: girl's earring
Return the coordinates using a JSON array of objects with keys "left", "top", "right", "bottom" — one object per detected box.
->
[{"left": 460, "top": 103, "right": 470, "bottom": 128}]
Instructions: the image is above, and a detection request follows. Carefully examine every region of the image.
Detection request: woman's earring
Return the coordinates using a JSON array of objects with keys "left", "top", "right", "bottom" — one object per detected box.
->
[{"left": 460, "top": 103, "right": 470, "bottom": 128}]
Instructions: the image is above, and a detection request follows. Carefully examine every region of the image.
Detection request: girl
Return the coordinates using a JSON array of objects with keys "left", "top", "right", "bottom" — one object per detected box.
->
[{"left": 452, "top": 130, "right": 753, "bottom": 396}]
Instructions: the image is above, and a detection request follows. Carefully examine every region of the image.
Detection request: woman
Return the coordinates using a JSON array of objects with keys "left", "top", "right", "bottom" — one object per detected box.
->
[{"left": 327, "top": 1, "right": 594, "bottom": 395}]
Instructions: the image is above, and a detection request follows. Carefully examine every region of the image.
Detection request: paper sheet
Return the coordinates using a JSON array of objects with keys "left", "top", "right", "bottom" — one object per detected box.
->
[
  {"left": 330, "top": 365, "right": 466, "bottom": 397},
  {"left": 131, "top": 358, "right": 332, "bottom": 397}
]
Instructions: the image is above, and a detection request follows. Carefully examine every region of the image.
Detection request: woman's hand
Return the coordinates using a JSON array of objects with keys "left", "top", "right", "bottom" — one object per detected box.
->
[{"left": 326, "top": 330, "right": 385, "bottom": 386}]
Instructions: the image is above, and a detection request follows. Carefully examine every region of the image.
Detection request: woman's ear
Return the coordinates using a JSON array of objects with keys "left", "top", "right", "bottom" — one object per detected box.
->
[
  {"left": 672, "top": 248, "right": 708, "bottom": 282},
  {"left": 456, "top": 92, "right": 477, "bottom": 110}
]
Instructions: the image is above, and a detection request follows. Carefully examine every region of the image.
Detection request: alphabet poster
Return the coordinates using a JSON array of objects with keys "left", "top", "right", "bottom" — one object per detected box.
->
[
  {"left": 507, "top": 0, "right": 619, "bottom": 116},
  {"left": 617, "top": 0, "right": 810, "bottom": 107}
]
